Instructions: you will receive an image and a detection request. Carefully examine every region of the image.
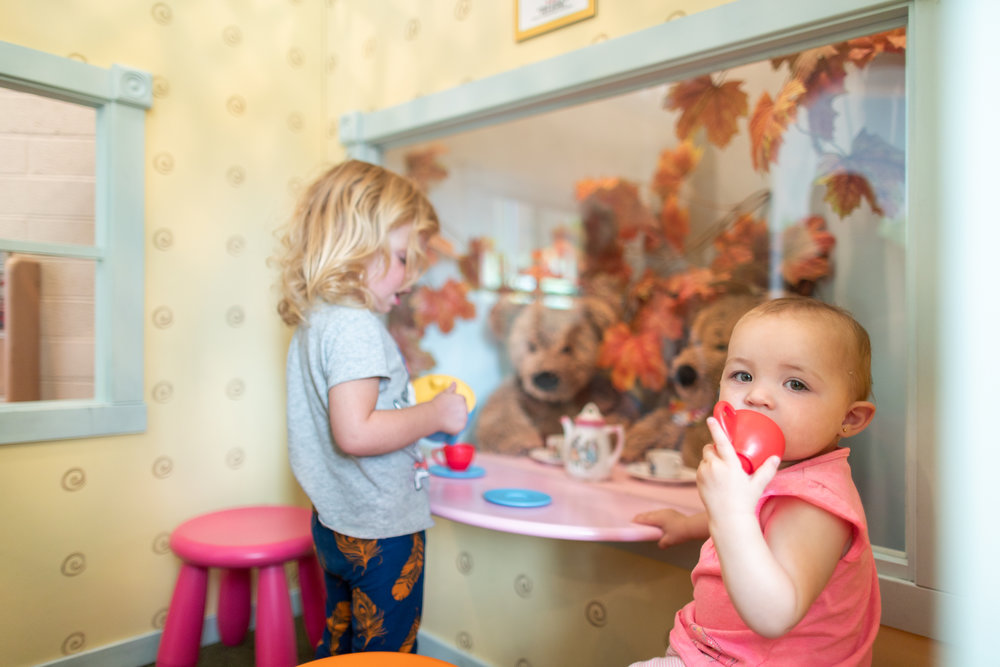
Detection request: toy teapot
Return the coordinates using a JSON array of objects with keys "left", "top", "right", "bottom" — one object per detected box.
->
[{"left": 559, "top": 402, "right": 625, "bottom": 481}]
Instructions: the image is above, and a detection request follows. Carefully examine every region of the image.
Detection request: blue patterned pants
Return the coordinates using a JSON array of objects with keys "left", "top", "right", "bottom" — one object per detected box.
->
[{"left": 311, "top": 512, "right": 425, "bottom": 657}]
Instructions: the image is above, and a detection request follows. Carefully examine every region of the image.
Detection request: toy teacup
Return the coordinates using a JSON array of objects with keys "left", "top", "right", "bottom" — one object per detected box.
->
[{"left": 712, "top": 401, "right": 785, "bottom": 473}]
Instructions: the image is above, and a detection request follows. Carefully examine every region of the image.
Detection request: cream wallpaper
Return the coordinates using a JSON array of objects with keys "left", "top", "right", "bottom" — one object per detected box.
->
[{"left": 0, "top": 2, "right": 931, "bottom": 667}]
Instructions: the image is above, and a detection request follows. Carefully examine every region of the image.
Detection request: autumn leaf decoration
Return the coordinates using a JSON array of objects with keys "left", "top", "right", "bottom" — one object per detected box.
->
[
  {"left": 598, "top": 323, "right": 668, "bottom": 393},
  {"left": 816, "top": 129, "right": 904, "bottom": 219},
  {"left": 411, "top": 279, "right": 476, "bottom": 334},
  {"left": 749, "top": 79, "right": 807, "bottom": 172},
  {"left": 665, "top": 75, "right": 748, "bottom": 148}
]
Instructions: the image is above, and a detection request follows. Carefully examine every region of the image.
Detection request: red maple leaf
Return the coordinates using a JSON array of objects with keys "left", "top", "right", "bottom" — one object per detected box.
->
[
  {"left": 411, "top": 279, "right": 476, "bottom": 334},
  {"left": 749, "top": 79, "right": 806, "bottom": 172},
  {"left": 665, "top": 75, "right": 749, "bottom": 148},
  {"left": 597, "top": 323, "right": 668, "bottom": 392}
]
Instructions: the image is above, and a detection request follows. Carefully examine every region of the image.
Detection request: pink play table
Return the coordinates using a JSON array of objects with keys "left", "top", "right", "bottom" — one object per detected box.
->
[
  {"left": 427, "top": 452, "right": 703, "bottom": 541},
  {"left": 157, "top": 505, "right": 325, "bottom": 667}
]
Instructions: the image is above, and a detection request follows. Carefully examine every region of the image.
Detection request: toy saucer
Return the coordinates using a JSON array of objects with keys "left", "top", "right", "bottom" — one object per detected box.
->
[
  {"left": 625, "top": 462, "right": 697, "bottom": 484},
  {"left": 483, "top": 488, "right": 552, "bottom": 508},
  {"left": 429, "top": 464, "right": 485, "bottom": 479}
]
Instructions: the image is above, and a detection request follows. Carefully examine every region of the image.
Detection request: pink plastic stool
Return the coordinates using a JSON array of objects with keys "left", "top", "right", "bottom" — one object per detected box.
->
[{"left": 156, "top": 505, "right": 325, "bottom": 667}]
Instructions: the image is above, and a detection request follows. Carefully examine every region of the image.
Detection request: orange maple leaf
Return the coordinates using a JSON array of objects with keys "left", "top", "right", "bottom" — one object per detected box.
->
[
  {"left": 652, "top": 140, "right": 703, "bottom": 199},
  {"left": 845, "top": 28, "right": 906, "bottom": 68},
  {"left": 457, "top": 237, "right": 492, "bottom": 289},
  {"left": 818, "top": 172, "right": 883, "bottom": 218},
  {"left": 634, "top": 293, "right": 686, "bottom": 342},
  {"left": 389, "top": 323, "right": 436, "bottom": 374},
  {"left": 598, "top": 323, "right": 668, "bottom": 392},
  {"left": 749, "top": 79, "right": 807, "bottom": 172},
  {"left": 817, "top": 129, "right": 902, "bottom": 218},
  {"left": 404, "top": 145, "right": 449, "bottom": 192},
  {"left": 665, "top": 75, "right": 749, "bottom": 148},
  {"left": 659, "top": 195, "right": 690, "bottom": 253},
  {"left": 781, "top": 215, "right": 836, "bottom": 288},
  {"left": 411, "top": 279, "right": 476, "bottom": 334},
  {"left": 663, "top": 267, "right": 719, "bottom": 305}
]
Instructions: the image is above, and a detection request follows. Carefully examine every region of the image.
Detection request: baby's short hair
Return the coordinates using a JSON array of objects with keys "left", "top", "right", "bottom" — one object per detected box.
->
[{"left": 741, "top": 296, "right": 873, "bottom": 401}]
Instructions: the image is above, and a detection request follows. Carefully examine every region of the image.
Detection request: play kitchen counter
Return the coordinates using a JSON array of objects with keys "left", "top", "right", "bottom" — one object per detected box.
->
[{"left": 426, "top": 451, "right": 703, "bottom": 542}]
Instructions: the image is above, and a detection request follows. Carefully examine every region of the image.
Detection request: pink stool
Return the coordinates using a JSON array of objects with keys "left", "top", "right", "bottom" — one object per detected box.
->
[{"left": 157, "top": 505, "right": 326, "bottom": 667}]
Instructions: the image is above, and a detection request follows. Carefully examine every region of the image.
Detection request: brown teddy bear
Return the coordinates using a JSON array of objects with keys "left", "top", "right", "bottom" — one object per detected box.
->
[
  {"left": 476, "top": 295, "right": 635, "bottom": 456},
  {"left": 621, "top": 293, "right": 761, "bottom": 468}
]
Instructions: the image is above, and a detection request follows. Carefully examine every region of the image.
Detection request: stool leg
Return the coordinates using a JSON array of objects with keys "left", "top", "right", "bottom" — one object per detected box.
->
[
  {"left": 297, "top": 553, "right": 325, "bottom": 649},
  {"left": 255, "top": 563, "right": 297, "bottom": 667},
  {"left": 217, "top": 567, "right": 251, "bottom": 646},
  {"left": 156, "top": 563, "right": 208, "bottom": 667}
]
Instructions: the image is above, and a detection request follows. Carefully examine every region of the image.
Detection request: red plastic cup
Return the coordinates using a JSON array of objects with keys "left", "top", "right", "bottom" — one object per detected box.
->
[
  {"left": 431, "top": 443, "right": 475, "bottom": 471},
  {"left": 713, "top": 401, "right": 785, "bottom": 473}
]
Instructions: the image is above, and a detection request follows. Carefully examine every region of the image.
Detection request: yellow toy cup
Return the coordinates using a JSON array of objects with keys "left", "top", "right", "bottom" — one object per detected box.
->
[{"left": 411, "top": 374, "right": 476, "bottom": 443}]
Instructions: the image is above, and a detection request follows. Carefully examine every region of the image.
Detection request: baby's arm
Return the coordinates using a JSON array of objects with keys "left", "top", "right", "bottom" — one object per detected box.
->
[
  {"left": 327, "top": 378, "right": 468, "bottom": 456},
  {"left": 632, "top": 509, "right": 709, "bottom": 548},
  {"left": 700, "top": 418, "right": 850, "bottom": 638}
]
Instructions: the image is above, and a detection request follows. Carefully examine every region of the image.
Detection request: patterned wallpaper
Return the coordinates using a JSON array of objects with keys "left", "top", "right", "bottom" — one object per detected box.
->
[{"left": 0, "top": 2, "right": 726, "bottom": 666}]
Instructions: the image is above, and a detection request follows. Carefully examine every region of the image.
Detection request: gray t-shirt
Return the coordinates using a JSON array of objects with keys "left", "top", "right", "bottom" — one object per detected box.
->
[{"left": 286, "top": 303, "right": 432, "bottom": 539}]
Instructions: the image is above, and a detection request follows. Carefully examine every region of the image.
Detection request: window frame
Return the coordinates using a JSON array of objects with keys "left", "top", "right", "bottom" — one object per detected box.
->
[
  {"left": 0, "top": 41, "right": 150, "bottom": 444},
  {"left": 339, "top": 0, "right": 943, "bottom": 637}
]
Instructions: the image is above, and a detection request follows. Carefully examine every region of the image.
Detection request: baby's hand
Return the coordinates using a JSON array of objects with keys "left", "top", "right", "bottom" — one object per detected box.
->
[
  {"left": 633, "top": 508, "right": 704, "bottom": 549},
  {"left": 431, "top": 383, "right": 469, "bottom": 435},
  {"left": 697, "top": 416, "right": 780, "bottom": 520}
]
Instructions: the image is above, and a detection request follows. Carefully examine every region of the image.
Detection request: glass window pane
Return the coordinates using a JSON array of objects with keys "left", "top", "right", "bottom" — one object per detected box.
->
[
  {"left": 385, "top": 27, "right": 906, "bottom": 552},
  {"left": 0, "top": 252, "right": 95, "bottom": 402},
  {"left": 0, "top": 86, "right": 96, "bottom": 247}
]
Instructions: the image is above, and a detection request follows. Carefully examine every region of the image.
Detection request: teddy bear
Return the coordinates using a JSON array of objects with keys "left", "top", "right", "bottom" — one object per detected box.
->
[
  {"left": 475, "top": 294, "right": 635, "bottom": 456},
  {"left": 621, "top": 293, "right": 762, "bottom": 468}
]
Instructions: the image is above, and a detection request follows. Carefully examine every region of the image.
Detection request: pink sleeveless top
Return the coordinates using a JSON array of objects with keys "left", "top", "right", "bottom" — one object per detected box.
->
[{"left": 669, "top": 448, "right": 880, "bottom": 666}]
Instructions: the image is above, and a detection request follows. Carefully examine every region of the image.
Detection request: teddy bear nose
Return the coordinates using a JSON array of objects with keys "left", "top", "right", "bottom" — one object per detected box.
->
[
  {"left": 675, "top": 364, "right": 698, "bottom": 387},
  {"left": 532, "top": 371, "right": 560, "bottom": 391}
]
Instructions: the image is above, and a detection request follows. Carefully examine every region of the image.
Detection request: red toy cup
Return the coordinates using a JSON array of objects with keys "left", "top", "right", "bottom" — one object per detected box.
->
[
  {"left": 713, "top": 401, "right": 785, "bottom": 473},
  {"left": 431, "top": 443, "right": 475, "bottom": 472}
]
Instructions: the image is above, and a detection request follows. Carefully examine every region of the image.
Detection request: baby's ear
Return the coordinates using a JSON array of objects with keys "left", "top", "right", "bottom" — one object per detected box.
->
[{"left": 842, "top": 401, "right": 876, "bottom": 437}]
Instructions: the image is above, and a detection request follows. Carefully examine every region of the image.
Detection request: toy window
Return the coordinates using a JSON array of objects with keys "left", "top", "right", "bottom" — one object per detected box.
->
[
  {"left": 383, "top": 28, "right": 907, "bottom": 553},
  {"left": 0, "top": 41, "right": 150, "bottom": 444}
]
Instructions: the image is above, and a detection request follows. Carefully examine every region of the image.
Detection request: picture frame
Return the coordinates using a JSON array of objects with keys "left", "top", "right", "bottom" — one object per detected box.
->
[{"left": 515, "top": 0, "right": 596, "bottom": 42}]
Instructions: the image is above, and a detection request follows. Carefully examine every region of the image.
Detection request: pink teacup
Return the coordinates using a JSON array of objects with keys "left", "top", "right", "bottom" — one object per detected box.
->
[
  {"left": 713, "top": 401, "right": 785, "bottom": 473},
  {"left": 431, "top": 443, "right": 475, "bottom": 472}
]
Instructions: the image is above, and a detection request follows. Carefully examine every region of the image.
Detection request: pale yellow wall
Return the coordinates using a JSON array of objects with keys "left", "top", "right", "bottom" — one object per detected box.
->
[{"left": 0, "top": 1, "right": 937, "bottom": 666}]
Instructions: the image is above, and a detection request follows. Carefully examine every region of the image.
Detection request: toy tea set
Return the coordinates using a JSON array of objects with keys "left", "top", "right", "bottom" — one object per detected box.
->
[
  {"left": 412, "top": 374, "right": 785, "bottom": 506},
  {"left": 548, "top": 400, "right": 785, "bottom": 483}
]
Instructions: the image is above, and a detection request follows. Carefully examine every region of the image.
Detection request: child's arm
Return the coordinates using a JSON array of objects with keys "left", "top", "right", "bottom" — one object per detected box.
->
[
  {"left": 327, "top": 378, "right": 468, "bottom": 456},
  {"left": 700, "top": 418, "right": 851, "bottom": 638},
  {"left": 632, "top": 509, "right": 709, "bottom": 548}
]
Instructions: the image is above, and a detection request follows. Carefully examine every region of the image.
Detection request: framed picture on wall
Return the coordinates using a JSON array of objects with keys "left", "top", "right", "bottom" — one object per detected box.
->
[{"left": 515, "top": 0, "right": 596, "bottom": 42}]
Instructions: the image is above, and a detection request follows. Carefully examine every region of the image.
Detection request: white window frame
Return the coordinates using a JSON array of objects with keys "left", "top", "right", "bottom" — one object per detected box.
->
[
  {"left": 339, "top": 0, "right": 945, "bottom": 638},
  {"left": 0, "top": 41, "right": 150, "bottom": 444}
]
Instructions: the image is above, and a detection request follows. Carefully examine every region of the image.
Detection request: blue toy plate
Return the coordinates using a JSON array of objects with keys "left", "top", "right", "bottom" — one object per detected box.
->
[
  {"left": 483, "top": 488, "right": 552, "bottom": 508},
  {"left": 429, "top": 464, "right": 486, "bottom": 479}
]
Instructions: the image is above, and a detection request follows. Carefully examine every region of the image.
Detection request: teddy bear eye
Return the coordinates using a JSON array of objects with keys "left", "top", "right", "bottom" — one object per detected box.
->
[
  {"left": 561, "top": 344, "right": 572, "bottom": 354},
  {"left": 715, "top": 344, "right": 728, "bottom": 352},
  {"left": 527, "top": 341, "right": 537, "bottom": 353}
]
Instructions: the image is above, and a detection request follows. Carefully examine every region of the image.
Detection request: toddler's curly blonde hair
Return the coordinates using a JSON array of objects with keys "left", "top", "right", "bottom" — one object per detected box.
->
[{"left": 274, "top": 160, "right": 440, "bottom": 326}]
